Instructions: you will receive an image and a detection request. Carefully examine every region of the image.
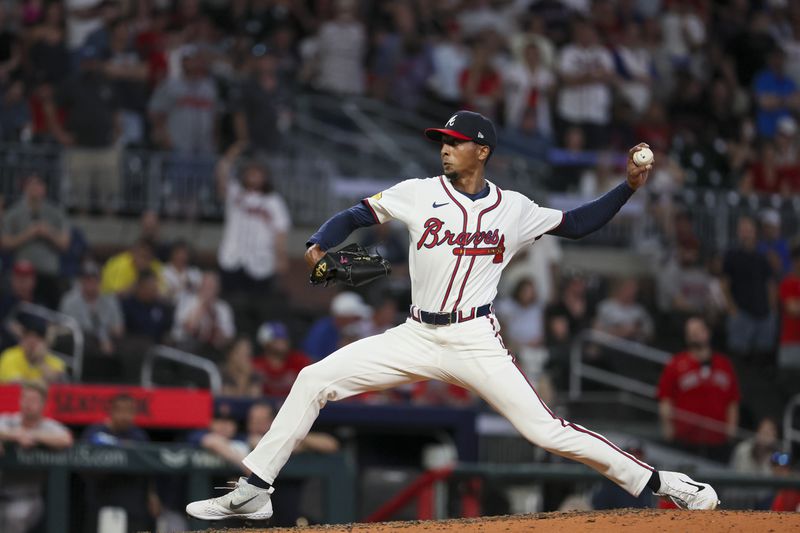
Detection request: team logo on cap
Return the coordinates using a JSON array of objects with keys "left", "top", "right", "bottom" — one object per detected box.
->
[
  {"left": 477, "top": 132, "right": 484, "bottom": 138},
  {"left": 446, "top": 115, "right": 457, "bottom": 127}
]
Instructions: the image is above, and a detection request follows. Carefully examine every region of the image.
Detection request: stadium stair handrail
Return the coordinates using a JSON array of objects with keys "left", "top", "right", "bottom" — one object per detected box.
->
[{"left": 140, "top": 344, "right": 222, "bottom": 394}]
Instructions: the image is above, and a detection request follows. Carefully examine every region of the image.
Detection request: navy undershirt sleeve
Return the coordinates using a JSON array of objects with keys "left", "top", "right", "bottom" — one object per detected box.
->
[
  {"left": 548, "top": 181, "right": 635, "bottom": 240},
  {"left": 307, "top": 202, "right": 377, "bottom": 250}
]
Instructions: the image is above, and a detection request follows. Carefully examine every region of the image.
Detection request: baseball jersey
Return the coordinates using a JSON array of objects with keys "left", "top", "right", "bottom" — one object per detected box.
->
[
  {"left": 656, "top": 352, "right": 739, "bottom": 445},
  {"left": 218, "top": 180, "right": 291, "bottom": 279},
  {"left": 253, "top": 350, "right": 312, "bottom": 397},
  {"left": 363, "top": 176, "right": 562, "bottom": 313}
]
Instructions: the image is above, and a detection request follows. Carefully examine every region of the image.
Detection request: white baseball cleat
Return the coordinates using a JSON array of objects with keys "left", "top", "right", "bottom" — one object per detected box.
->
[
  {"left": 655, "top": 471, "right": 720, "bottom": 510},
  {"left": 186, "top": 477, "right": 274, "bottom": 520}
]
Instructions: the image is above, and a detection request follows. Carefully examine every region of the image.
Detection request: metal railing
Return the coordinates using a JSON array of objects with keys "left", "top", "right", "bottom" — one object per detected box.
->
[
  {"left": 15, "top": 301, "right": 85, "bottom": 381},
  {"left": 340, "top": 101, "right": 427, "bottom": 178},
  {"left": 569, "top": 329, "right": 671, "bottom": 400},
  {"left": 139, "top": 344, "right": 222, "bottom": 394},
  {"left": 568, "top": 328, "right": 761, "bottom": 444},
  {"left": 1, "top": 138, "right": 799, "bottom": 250},
  {"left": 783, "top": 393, "right": 800, "bottom": 451}
]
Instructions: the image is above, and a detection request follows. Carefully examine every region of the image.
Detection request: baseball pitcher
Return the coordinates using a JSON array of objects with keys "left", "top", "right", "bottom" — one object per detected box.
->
[{"left": 187, "top": 111, "right": 720, "bottom": 520}]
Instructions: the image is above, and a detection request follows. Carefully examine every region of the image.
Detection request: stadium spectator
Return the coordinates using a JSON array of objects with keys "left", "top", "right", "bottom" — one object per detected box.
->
[
  {"left": 360, "top": 296, "right": 400, "bottom": 337},
  {"left": 502, "top": 41, "right": 555, "bottom": 140},
  {"left": 64, "top": 0, "right": 107, "bottom": 51},
  {"left": 556, "top": 19, "right": 615, "bottom": 148},
  {"left": 253, "top": 321, "right": 311, "bottom": 397},
  {"left": 0, "top": 78, "right": 32, "bottom": 142},
  {"left": 81, "top": 393, "right": 160, "bottom": 533},
  {"left": 778, "top": 246, "right": 800, "bottom": 369},
  {"left": 546, "top": 275, "right": 592, "bottom": 339},
  {"left": 216, "top": 145, "right": 290, "bottom": 336},
  {"left": 757, "top": 209, "right": 791, "bottom": 277},
  {"left": 0, "top": 381, "right": 73, "bottom": 533},
  {"left": 120, "top": 269, "right": 172, "bottom": 344},
  {"left": 137, "top": 209, "right": 170, "bottom": 262},
  {"left": 117, "top": 271, "right": 172, "bottom": 382},
  {"left": 0, "top": 314, "right": 65, "bottom": 385},
  {"left": 1, "top": 171, "right": 70, "bottom": 308},
  {"left": 732, "top": 417, "right": 780, "bottom": 476},
  {"left": 740, "top": 141, "right": 788, "bottom": 195},
  {"left": 171, "top": 270, "right": 235, "bottom": 358},
  {"left": 101, "top": 238, "right": 163, "bottom": 295},
  {"left": 646, "top": 142, "right": 686, "bottom": 234},
  {"left": 657, "top": 239, "right": 720, "bottom": 329},
  {"left": 427, "top": 19, "right": 468, "bottom": 107},
  {"left": 773, "top": 116, "right": 800, "bottom": 166},
  {"left": 770, "top": 451, "right": 800, "bottom": 511},
  {"left": 303, "top": 292, "right": 371, "bottom": 360},
  {"left": 459, "top": 40, "right": 502, "bottom": 120},
  {"left": 729, "top": 9, "right": 775, "bottom": 88},
  {"left": 657, "top": 316, "right": 740, "bottom": 462},
  {"left": 660, "top": 0, "right": 706, "bottom": 69},
  {"left": 269, "top": 24, "right": 303, "bottom": 82},
  {"left": 244, "top": 401, "right": 339, "bottom": 527},
  {"left": 0, "top": 260, "right": 45, "bottom": 349},
  {"left": 722, "top": 216, "right": 777, "bottom": 360},
  {"left": 148, "top": 44, "right": 217, "bottom": 154},
  {"left": 301, "top": 0, "right": 366, "bottom": 95},
  {"left": 161, "top": 240, "right": 201, "bottom": 305},
  {"left": 59, "top": 259, "right": 124, "bottom": 357},
  {"left": 753, "top": 48, "right": 800, "bottom": 139},
  {"left": 594, "top": 278, "right": 653, "bottom": 343},
  {"left": 500, "top": 234, "right": 562, "bottom": 305},
  {"left": 0, "top": 5, "right": 21, "bottom": 82},
  {"left": 496, "top": 277, "right": 546, "bottom": 379},
  {"left": 103, "top": 19, "right": 150, "bottom": 147},
  {"left": 613, "top": 23, "right": 655, "bottom": 116},
  {"left": 232, "top": 49, "right": 292, "bottom": 154},
  {"left": 509, "top": 14, "right": 555, "bottom": 70},
  {"left": 729, "top": 416, "right": 779, "bottom": 509},
  {"left": 148, "top": 45, "right": 218, "bottom": 216},
  {"left": 382, "top": 8, "right": 434, "bottom": 111},
  {"left": 187, "top": 403, "right": 250, "bottom": 471},
  {"left": 52, "top": 44, "right": 121, "bottom": 212},
  {"left": 544, "top": 275, "right": 592, "bottom": 391},
  {"left": 221, "top": 338, "right": 263, "bottom": 398},
  {"left": 27, "top": 2, "right": 71, "bottom": 85},
  {"left": 245, "top": 401, "right": 339, "bottom": 454}
]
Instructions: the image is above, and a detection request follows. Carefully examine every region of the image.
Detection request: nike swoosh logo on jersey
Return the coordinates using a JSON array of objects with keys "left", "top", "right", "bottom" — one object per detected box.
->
[
  {"left": 681, "top": 479, "right": 706, "bottom": 492},
  {"left": 432, "top": 201, "right": 449, "bottom": 208},
  {"left": 229, "top": 495, "right": 258, "bottom": 510}
]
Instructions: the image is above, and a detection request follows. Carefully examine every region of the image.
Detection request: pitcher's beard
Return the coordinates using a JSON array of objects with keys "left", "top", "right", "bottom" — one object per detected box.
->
[{"left": 444, "top": 170, "right": 459, "bottom": 180}]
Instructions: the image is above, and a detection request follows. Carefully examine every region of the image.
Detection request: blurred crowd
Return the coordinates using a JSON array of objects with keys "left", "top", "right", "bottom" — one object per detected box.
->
[
  {"left": 0, "top": 0, "right": 795, "bottom": 453},
  {"left": 2, "top": 0, "right": 800, "bottom": 194},
  {"left": 0, "top": 0, "right": 799, "bottom": 530},
  {"left": 0, "top": 0, "right": 798, "bottom": 195}
]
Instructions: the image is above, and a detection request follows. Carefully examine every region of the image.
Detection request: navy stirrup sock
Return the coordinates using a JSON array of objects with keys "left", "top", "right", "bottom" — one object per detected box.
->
[
  {"left": 247, "top": 473, "right": 272, "bottom": 490},
  {"left": 647, "top": 471, "right": 661, "bottom": 492}
]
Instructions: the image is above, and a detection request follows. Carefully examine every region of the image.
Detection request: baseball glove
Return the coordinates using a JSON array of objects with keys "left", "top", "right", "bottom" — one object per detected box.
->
[{"left": 309, "top": 243, "right": 392, "bottom": 287}]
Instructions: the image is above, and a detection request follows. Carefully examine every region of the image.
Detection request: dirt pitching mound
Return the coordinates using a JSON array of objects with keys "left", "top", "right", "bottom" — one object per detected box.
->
[{"left": 205, "top": 509, "right": 799, "bottom": 532}]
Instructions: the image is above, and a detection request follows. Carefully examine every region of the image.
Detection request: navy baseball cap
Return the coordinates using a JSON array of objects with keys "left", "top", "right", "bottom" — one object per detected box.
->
[
  {"left": 257, "top": 321, "right": 289, "bottom": 345},
  {"left": 425, "top": 110, "right": 497, "bottom": 151}
]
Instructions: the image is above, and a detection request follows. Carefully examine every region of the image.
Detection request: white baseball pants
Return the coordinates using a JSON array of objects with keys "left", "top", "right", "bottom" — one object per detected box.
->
[{"left": 243, "top": 315, "right": 654, "bottom": 496}]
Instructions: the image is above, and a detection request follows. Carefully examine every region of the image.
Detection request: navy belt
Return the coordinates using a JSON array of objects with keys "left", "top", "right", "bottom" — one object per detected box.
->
[{"left": 411, "top": 303, "right": 492, "bottom": 326}]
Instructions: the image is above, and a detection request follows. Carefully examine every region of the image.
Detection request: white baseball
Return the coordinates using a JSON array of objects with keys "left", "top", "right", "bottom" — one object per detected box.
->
[{"left": 633, "top": 147, "right": 654, "bottom": 167}]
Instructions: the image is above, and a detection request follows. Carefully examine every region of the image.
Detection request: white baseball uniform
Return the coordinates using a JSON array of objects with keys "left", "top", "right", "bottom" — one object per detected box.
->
[{"left": 243, "top": 175, "right": 654, "bottom": 496}]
